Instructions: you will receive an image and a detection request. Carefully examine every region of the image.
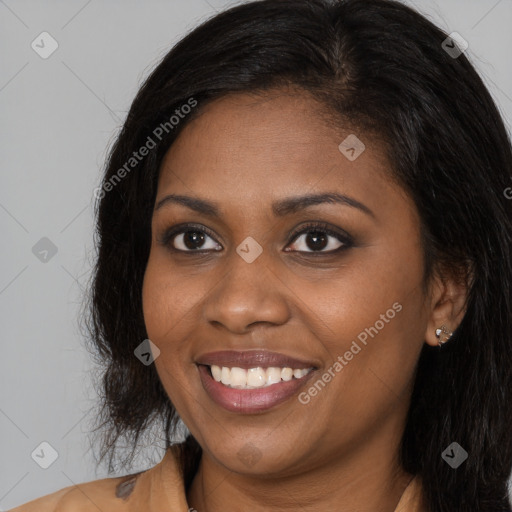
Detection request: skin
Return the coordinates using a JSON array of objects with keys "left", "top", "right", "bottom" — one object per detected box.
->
[{"left": 142, "top": 88, "right": 468, "bottom": 512}]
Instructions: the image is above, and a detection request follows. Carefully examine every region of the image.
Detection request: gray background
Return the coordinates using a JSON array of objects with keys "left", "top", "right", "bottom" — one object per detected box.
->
[{"left": 1, "top": 0, "right": 511, "bottom": 509}]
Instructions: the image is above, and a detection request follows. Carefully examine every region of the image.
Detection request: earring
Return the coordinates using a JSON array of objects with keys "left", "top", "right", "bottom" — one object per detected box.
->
[{"left": 435, "top": 325, "right": 453, "bottom": 347}]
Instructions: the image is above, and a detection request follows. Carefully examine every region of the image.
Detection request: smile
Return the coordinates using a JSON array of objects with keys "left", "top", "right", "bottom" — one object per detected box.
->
[{"left": 197, "top": 364, "right": 318, "bottom": 414}]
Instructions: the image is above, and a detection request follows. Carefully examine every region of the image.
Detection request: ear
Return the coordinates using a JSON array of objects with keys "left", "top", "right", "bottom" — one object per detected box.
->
[{"left": 424, "top": 264, "right": 471, "bottom": 347}]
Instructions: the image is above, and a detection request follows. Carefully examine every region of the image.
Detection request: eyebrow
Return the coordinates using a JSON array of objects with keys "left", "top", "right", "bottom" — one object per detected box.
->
[{"left": 154, "top": 192, "right": 375, "bottom": 219}]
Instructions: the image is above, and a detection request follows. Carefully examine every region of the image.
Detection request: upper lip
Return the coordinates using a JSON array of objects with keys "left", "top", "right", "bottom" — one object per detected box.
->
[{"left": 195, "top": 350, "right": 318, "bottom": 370}]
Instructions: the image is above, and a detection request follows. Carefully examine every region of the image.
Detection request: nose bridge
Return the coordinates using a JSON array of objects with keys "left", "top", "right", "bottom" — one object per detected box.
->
[
  {"left": 225, "top": 245, "right": 268, "bottom": 298},
  {"left": 204, "top": 247, "right": 290, "bottom": 331}
]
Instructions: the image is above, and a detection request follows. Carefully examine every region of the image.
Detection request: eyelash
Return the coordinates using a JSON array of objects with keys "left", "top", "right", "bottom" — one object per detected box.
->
[{"left": 159, "top": 221, "right": 353, "bottom": 256}]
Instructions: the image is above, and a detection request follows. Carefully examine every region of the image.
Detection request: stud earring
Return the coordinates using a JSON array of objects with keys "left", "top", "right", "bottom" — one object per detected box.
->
[{"left": 435, "top": 325, "right": 453, "bottom": 347}]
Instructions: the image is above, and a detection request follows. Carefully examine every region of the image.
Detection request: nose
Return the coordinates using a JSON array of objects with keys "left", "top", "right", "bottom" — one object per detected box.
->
[{"left": 203, "top": 255, "right": 291, "bottom": 334}]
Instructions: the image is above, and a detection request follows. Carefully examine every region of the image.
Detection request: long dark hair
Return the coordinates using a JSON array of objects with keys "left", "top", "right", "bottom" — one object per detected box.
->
[{"left": 84, "top": 0, "right": 512, "bottom": 510}]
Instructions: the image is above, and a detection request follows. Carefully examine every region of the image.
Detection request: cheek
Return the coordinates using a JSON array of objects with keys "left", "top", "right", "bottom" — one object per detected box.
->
[
  {"left": 141, "top": 254, "right": 198, "bottom": 408},
  {"left": 142, "top": 260, "right": 172, "bottom": 343},
  {"left": 142, "top": 250, "right": 204, "bottom": 344},
  {"left": 307, "top": 240, "right": 425, "bottom": 342},
  {"left": 307, "top": 240, "right": 427, "bottom": 400}
]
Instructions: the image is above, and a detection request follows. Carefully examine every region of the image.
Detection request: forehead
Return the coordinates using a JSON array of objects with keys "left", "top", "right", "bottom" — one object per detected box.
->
[{"left": 157, "top": 90, "right": 400, "bottom": 215}]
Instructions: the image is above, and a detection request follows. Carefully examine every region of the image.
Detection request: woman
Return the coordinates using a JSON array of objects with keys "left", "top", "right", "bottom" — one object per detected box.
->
[{"left": 12, "top": 0, "right": 512, "bottom": 510}]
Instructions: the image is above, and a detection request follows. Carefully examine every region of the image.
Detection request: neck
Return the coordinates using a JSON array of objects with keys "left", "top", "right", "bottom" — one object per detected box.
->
[{"left": 186, "top": 430, "right": 413, "bottom": 512}]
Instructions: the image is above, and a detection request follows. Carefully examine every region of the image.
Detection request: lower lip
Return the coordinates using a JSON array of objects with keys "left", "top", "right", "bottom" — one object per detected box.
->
[{"left": 197, "top": 365, "right": 316, "bottom": 413}]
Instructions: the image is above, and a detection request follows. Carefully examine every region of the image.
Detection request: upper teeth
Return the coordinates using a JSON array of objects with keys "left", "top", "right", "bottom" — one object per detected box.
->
[{"left": 210, "top": 365, "right": 313, "bottom": 389}]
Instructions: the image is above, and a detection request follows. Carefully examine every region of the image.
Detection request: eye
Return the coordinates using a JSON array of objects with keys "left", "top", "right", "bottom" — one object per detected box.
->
[
  {"left": 160, "top": 221, "right": 352, "bottom": 255},
  {"left": 160, "top": 223, "right": 222, "bottom": 253},
  {"left": 285, "top": 222, "right": 352, "bottom": 254}
]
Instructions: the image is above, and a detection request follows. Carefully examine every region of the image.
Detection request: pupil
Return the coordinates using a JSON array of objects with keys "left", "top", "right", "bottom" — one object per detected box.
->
[
  {"left": 184, "top": 231, "right": 205, "bottom": 250},
  {"left": 307, "top": 230, "right": 327, "bottom": 251}
]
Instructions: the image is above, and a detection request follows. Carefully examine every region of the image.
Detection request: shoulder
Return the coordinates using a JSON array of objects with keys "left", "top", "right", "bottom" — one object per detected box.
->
[
  {"left": 9, "top": 473, "right": 142, "bottom": 512},
  {"left": 9, "top": 443, "right": 188, "bottom": 512}
]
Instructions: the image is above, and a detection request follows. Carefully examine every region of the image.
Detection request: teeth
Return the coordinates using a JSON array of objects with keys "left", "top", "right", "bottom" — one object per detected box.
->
[
  {"left": 281, "top": 367, "right": 293, "bottom": 381},
  {"left": 211, "top": 365, "right": 222, "bottom": 382},
  {"left": 209, "top": 365, "right": 313, "bottom": 389},
  {"left": 230, "top": 367, "right": 246, "bottom": 388},
  {"left": 220, "top": 366, "right": 231, "bottom": 385},
  {"left": 266, "top": 367, "right": 282, "bottom": 385},
  {"left": 247, "top": 367, "right": 266, "bottom": 387},
  {"left": 293, "top": 368, "right": 309, "bottom": 379}
]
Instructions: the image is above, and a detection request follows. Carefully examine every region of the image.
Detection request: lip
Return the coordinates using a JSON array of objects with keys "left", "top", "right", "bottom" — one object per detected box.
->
[
  {"left": 195, "top": 350, "right": 319, "bottom": 414},
  {"left": 195, "top": 350, "right": 318, "bottom": 370},
  {"left": 197, "top": 365, "right": 317, "bottom": 413}
]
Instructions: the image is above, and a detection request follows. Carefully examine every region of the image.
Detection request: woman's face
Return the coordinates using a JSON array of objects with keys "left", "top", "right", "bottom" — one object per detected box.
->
[{"left": 142, "top": 90, "right": 435, "bottom": 476}]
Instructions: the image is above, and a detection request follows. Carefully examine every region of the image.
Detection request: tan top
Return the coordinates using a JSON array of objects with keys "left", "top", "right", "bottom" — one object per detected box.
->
[{"left": 10, "top": 444, "right": 426, "bottom": 511}]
